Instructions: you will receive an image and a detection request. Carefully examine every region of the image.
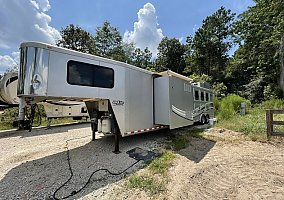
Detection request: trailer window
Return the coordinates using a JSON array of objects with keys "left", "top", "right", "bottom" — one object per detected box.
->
[
  {"left": 205, "top": 93, "right": 209, "bottom": 101},
  {"left": 194, "top": 90, "right": 199, "bottom": 100},
  {"left": 67, "top": 60, "right": 114, "bottom": 88},
  {"left": 210, "top": 94, "right": 213, "bottom": 101},
  {"left": 201, "top": 91, "right": 204, "bottom": 101}
]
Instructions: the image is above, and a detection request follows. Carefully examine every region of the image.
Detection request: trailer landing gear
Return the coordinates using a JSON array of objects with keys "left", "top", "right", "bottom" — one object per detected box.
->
[
  {"left": 113, "top": 127, "right": 121, "bottom": 154},
  {"left": 91, "top": 121, "right": 97, "bottom": 141}
]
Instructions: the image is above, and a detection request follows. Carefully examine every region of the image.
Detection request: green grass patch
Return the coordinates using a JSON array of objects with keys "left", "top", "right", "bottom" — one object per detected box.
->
[
  {"left": 168, "top": 129, "right": 204, "bottom": 150},
  {"left": 126, "top": 150, "right": 175, "bottom": 196},
  {"left": 40, "top": 117, "right": 85, "bottom": 127},
  {"left": 148, "top": 151, "right": 175, "bottom": 175},
  {"left": 0, "top": 115, "right": 88, "bottom": 131},
  {"left": 127, "top": 174, "right": 165, "bottom": 195},
  {"left": 170, "top": 134, "right": 189, "bottom": 150},
  {"left": 0, "top": 121, "right": 14, "bottom": 131},
  {"left": 216, "top": 108, "right": 267, "bottom": 140},
  {"left": 216, "top": 99, "right": 284, "bottom": 141},
  {"left": 259, "top": 98, "right": 284, "bottom": 109},
  {"left": 215, "top": 97, "right": 284, "bottom": 141}
]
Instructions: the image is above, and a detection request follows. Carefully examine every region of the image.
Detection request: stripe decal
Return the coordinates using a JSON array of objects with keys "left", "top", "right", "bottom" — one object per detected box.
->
[
  {"left": 172, "top": 103, "right": 214, "bottom": 121},
  {"left": 125, "top": 125, "right": 168, "bottom": 136}
]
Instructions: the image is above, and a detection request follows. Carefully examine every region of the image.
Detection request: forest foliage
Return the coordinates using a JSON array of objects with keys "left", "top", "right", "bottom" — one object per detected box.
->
[{"left": 56, "top": 0, "right": 284, "bottom": 103}]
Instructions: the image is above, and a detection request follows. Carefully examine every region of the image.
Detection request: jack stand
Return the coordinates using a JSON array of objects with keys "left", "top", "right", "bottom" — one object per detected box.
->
[
  {"left": 91, "top": 120, "right": 97, "bottom": 141},
  {"left": 113, "top": 128, "right": 120, "bottom": 154},
  {"left": 92, "top": 130, "right": 96, "bottom": 141},
  {"left": 17, "top": 98, "right": 26, "bottom": 130}
]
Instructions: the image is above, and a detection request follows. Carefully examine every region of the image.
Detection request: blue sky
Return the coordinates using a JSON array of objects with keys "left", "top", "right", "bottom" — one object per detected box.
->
[
  {"left": 48, "top": 0, "right": 254, "bottom": 39},
  {"left": 0, "top": 0, "right": 255, "bottom": 74}
]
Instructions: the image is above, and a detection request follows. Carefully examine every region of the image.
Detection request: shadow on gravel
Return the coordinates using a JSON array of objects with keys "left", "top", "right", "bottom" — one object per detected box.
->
[
  {"left": 0, "top": 129, "right": 169, "bottom": 200},
  {"left": 177, "top": 137, "right": 216, "bottom": 163},
  {"left": 0, "top": 122, "right": 91, "bottom": 139},
  {"left": 169, "top": 124, "right": 216, "bottom": 163}
]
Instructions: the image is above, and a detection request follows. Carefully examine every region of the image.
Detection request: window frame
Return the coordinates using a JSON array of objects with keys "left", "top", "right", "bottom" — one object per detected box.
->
[
  {"left": 205, "top": 93, "right": 209, "bottom": 102},
  {"left": 194, "top": 89, "right": 200, "bottom": 101},
  {"left": 200, "top": 91, "right": 205, "bottom": 101},
  {"left": 67, "top": 60, "right": 114, "bottom": 89}
]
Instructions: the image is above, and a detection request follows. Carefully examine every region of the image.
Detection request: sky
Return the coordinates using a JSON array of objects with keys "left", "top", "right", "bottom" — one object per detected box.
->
[{"left": 0, "top": 0, "right": 255, "bottom": 74}]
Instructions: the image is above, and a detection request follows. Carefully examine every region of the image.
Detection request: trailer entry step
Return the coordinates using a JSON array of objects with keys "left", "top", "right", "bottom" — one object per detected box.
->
[{"left": 126, "top": 147, "right": 160, "bottom": 162}]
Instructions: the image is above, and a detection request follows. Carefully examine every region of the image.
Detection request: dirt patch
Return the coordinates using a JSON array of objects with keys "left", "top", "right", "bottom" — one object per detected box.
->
[
  {"left": 166, "top": 140, "right": 284, "bottom": 200},
  {"left": 203, "top": 127, "right": 245, "bottom": 141},
  {"left": 1, "top": 126, "right": 284, "bottom": 199}
]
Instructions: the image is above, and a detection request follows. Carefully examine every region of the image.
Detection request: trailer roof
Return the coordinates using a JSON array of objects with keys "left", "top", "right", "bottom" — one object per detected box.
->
[
  {"left": 20, "top": 41, "right": 154, "bottom": 75},
  {"left": 159, "top": 70, "right": 194, "bottom": 82}
]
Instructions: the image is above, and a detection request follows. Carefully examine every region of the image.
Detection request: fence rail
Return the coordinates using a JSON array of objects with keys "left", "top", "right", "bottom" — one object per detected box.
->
[{"left": 266, "top": 109, "right": 284, "bottom": 138}]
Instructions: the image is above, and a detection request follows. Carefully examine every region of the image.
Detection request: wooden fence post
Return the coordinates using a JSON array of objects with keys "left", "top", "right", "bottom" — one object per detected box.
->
[{"left": 266, "top": 110, "right": 272, "bottom": 139}]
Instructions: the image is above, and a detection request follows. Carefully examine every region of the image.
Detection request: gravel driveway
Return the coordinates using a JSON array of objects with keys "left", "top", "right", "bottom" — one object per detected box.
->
[{"left": 0, "top": 123, "right": 168, "bottom": 199}]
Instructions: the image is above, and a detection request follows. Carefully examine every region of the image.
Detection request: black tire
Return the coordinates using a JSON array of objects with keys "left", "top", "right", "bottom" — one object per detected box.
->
[
  {"left": 206, "top": 114, "right": 210, "bottom": 124},
  {"left": 201, "top": 115, "right": 206, "bottom": 125}
]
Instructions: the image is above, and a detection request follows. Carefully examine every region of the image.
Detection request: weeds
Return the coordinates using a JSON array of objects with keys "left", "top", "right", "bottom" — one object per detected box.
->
[
  {"left": 127, "top": 174, "right": 165, "bottom": 195},
  {"left": 168, "top": 129, "right": 204, "bottom": 150},
  {"left": 216, "top": 94, "right": 251, "bottom": 120},
  {"left": 148, "top": 151, "right": 175, "bottom": 175},
  {"left": 216, "top": 98, "right": 284, "bottom": 141},
  {"left": 126, "top": 151, "right": 175, "bottom": 196}
]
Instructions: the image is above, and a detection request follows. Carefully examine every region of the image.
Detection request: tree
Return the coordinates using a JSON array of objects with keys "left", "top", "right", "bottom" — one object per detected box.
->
[
  {"left": 132, "top": 47, "right": 153, "bottom": 69},
  {"left": 233, "top": 0, "right": 284, "bottom": 101},
  {"left": 94, "top": 21, "right": 123, "bottom": 59},
  {"left": 57, "top": 24, "right": 96, "bottom": 54},
  {"left": 156, "top": 37, "right": 186, "bottom": 72},
  {"left": 5, "top": 64, "right": 18, "bottom": 74},
  {"left": 187, "top": 7, "right": 235, "bottom": 80}
]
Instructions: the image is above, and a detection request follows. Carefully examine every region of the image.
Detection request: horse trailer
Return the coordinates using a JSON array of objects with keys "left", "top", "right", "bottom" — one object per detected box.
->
[{"left": 17, "top": 42, "right": 214, "bottom": 152}]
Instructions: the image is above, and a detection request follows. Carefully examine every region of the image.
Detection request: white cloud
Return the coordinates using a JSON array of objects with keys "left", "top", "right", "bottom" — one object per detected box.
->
[
  {"left": 123, "top": 3, "right": 164, "bottom": 56},
  {"left": 0, "top": 0, "right": 60, "bottom": 74},
  {"left": 0, "top": 0, "right": 60, "bottom": 50},
  {"left": 0, "top": 54, "right": 18, "bottom": 74}
]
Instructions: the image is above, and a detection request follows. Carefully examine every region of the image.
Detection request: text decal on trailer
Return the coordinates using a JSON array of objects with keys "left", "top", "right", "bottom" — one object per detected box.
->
[{"left": 112, "top": 100, "right": 125, "bottom": 106}]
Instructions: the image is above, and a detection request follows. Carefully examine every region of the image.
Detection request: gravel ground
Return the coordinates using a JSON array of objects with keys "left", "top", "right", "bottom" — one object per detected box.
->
[
  {"left": 0, "top": 123, "right": 168, "bottom": 200},
  {"left": 2, "top": 124, "right": 284, "bottom": 200}
]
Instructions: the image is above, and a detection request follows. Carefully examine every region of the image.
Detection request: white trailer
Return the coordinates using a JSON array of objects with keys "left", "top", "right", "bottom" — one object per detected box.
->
[
  {"left": 17, "top": 42, "right": 214, "bottom": 152},
  {"left": 0, "top": 72, "right": 89, "bottom": 124}
]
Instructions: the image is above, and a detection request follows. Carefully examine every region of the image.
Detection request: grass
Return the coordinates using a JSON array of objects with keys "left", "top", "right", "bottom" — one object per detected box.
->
[
  {"left": 167, "top": 129, "right": 204, "bottom": 150},
  {"left": 0, "top": 106, "right": 89, "bottom": 131},
  {"left": 126, "top": 151, "right": 175, "bottom": 196},
  {"left": 127, "top": 174, "right": 165, "bottom": 195},
  {"left": 40, "top": 117, "right": 88, "bottom": 127},
  {"left": 216, "top": 98, "right": 284, "bottom": 141},
  {"left": 148, "top": 151, "right": 175, "bottom": 175},
  {"left": 0, "top": 122, "right": 14, "bottom": 131},
  {"left": 0, "top": 116, "right": 88, "bottom": 131},
  {"left": 125, "top": 130, "right": 206, "bottom": 196}
]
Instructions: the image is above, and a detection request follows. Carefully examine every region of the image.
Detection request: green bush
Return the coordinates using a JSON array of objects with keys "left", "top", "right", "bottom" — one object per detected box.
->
[
  {"left": 213, "top": 97, "right": 220, "bottom": 112},
  {"left": 260, "top": 98, "right": 284, "bottom": 109},
  {"left": 217, "top": 94, "right": 250, "bottom": 120}
]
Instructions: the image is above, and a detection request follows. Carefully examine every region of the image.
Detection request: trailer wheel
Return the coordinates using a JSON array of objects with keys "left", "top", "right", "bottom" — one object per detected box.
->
[
  {"left": 200, "top": 115, "right": 206, "bottom": 125},
  {"left": 206, "top": 114, "right": 210, "bottom": 124}
]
